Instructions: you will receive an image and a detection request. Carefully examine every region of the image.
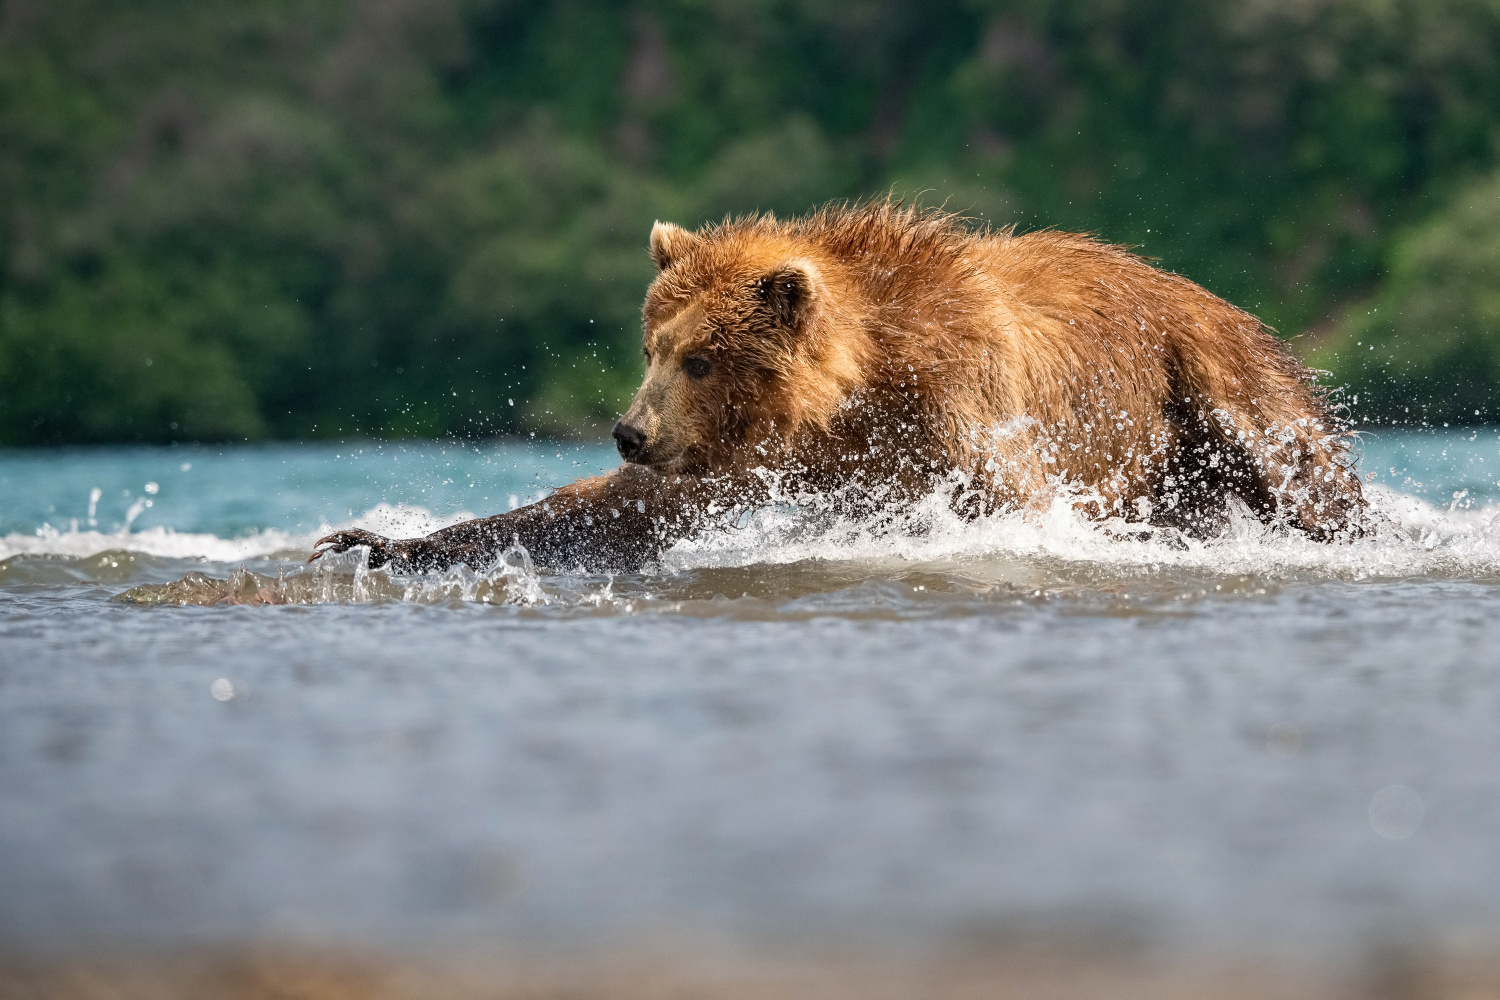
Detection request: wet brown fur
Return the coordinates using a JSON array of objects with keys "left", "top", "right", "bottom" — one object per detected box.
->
[
  {"left": 313, "top": 201, "right": 1364, "bottom": 572},
  {"left": 626, "top": 200, "right": 1362, "bottom": 534}
]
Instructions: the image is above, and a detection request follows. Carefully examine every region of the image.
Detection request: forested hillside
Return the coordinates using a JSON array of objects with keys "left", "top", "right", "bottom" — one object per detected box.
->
[{"left": 5, "top": 0, "right": 1500, "bottom": 443}]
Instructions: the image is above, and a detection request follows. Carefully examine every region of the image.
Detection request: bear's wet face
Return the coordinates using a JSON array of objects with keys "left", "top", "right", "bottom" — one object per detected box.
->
[
  {"left": 616, "top": 223, "right": 829, "bottom": 474},
  {"left": 614, "top": 298, "right": 720, "bottom": 471},
  {"left": 616, "top": 294, "right": 751, "bottom": 474}
]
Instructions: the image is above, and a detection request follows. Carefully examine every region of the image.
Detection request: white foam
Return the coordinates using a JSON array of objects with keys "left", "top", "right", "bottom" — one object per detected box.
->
[
  {"left": 9, "top": 483, "right": 1500, "bottom": 588},
  {"left": 0, "top": 524, "right": 310, "bottom": 563},
  {"left": 337, "top": 501, "right": 476, "bottom": 540},
  {"left": 0, "top": 503, "right": 471, "bottom": 563},
  {"left": 661, "top": 482, "right": 1500, "bottom": 583}
]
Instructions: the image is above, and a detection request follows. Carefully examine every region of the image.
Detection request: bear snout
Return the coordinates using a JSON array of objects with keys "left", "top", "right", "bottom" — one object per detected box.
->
[{"left": 612, "top": 420, "right": 648, "bottom": 462}]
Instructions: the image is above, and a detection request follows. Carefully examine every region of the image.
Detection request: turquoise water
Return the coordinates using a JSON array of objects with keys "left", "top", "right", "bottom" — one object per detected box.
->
[
  {"left": 0, "top": 439, "right": 616, "bottom": 541},
  {"left": 4, "top": 428, "right": 1497, "bottom": 547},
  {"left": 4, "top": 430, "right": 1500, "bottom": 959}
]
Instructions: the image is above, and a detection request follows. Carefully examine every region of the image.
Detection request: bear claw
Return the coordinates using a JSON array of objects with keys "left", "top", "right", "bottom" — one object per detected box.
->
[{"left": 308, "top": 528, "right": 390, "bottom": 564}]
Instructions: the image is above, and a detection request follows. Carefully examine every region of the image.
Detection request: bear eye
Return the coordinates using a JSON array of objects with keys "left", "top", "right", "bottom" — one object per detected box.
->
[{"left": 682, "top": 356, "right": 712, "bottom": 379}]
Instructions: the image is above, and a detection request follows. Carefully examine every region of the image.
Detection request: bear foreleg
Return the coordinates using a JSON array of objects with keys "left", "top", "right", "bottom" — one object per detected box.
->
[{"left": 310, "top": 465, "right": 740, "bottom": 573}]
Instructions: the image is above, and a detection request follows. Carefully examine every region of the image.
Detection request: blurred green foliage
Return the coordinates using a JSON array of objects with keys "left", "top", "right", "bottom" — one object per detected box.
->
[
  {"left": 1310, "top": 171, "right": 1500, "bottom": 424},
  {"left": 4, "top": 0, "right": 1500, "bottom": 443}
]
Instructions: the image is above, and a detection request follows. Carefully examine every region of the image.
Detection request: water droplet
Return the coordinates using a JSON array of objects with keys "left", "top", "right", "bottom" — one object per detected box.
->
[{"left": 1369, "top": 784, "right": 1424, "bottom": 840}]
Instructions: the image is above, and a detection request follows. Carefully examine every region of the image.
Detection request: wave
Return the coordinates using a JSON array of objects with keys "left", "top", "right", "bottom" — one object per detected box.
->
[
  {"left": 664, "top": 483, "right": 1500, "bottom": 582},
  {"left": 0, "top": 503, "right": 472, "bottom": 564},
  {"left": 7, "top": 485, "right": 1500, "bottom": 608}
]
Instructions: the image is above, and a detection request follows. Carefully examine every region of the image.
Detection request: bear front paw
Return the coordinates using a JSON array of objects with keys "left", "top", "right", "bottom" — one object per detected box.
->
[{"left": 309, "top": 528, "right": 405, "bottom": 568}]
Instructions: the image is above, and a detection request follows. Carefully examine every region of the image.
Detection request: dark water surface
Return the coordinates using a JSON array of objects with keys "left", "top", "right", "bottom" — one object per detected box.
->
[{"left": 3, "top": 432, "right": 1500, "bottom": 962}]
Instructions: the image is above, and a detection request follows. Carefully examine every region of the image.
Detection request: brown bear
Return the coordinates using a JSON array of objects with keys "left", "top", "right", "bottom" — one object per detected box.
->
[{"left": 312, "top": 201, "right": 1365, "bottom": 572}]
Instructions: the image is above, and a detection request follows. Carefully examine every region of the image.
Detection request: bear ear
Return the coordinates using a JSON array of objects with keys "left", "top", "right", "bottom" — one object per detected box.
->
[
  {"left": 757, "top": 258, "right": 821, "bottom": 332},
  {"left": 649, "top": 221, "right": 696, "bottom": 272}
]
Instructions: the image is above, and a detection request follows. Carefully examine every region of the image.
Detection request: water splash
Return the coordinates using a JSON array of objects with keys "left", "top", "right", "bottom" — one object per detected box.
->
[
  {"left": 666, "top": 479, "right": 1500, "bottom": 583},
  {"left": 95, "top": 477, "right": 1500, "bottom": 609},
  {"left": 115, "top": 540, "right": 553, "bottom": 607},
  {"left": 0, "top": 501, "right": 471, "bottom": 564}
]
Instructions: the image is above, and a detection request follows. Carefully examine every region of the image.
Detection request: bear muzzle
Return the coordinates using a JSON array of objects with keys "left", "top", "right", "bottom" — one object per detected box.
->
[{"left": 611, "top": 420, "right": 648, "bottom": 462}]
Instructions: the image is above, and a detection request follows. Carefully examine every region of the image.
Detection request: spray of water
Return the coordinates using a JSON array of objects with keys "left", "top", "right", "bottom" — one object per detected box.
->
[
  {"left": 83, "top": 473, "right": 1500, "bottom": 608},
  {"left": 0, "top": 426, "right": 1492, "bottom": 608}
]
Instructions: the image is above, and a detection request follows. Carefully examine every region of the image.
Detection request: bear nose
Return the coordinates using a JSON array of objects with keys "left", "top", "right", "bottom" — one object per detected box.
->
[{"left": 612, "top": 420, "right": 647, "bottom": 461}]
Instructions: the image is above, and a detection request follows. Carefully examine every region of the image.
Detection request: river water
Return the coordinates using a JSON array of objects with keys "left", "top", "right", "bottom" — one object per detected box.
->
[{"left": 3, "top": 430, "right": 1500, "bottom": 966}]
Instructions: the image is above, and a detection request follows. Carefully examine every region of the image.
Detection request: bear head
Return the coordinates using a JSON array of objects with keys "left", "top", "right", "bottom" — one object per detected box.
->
[{"left": 612, "top": 219, "right": 867, "bottom": 475}]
